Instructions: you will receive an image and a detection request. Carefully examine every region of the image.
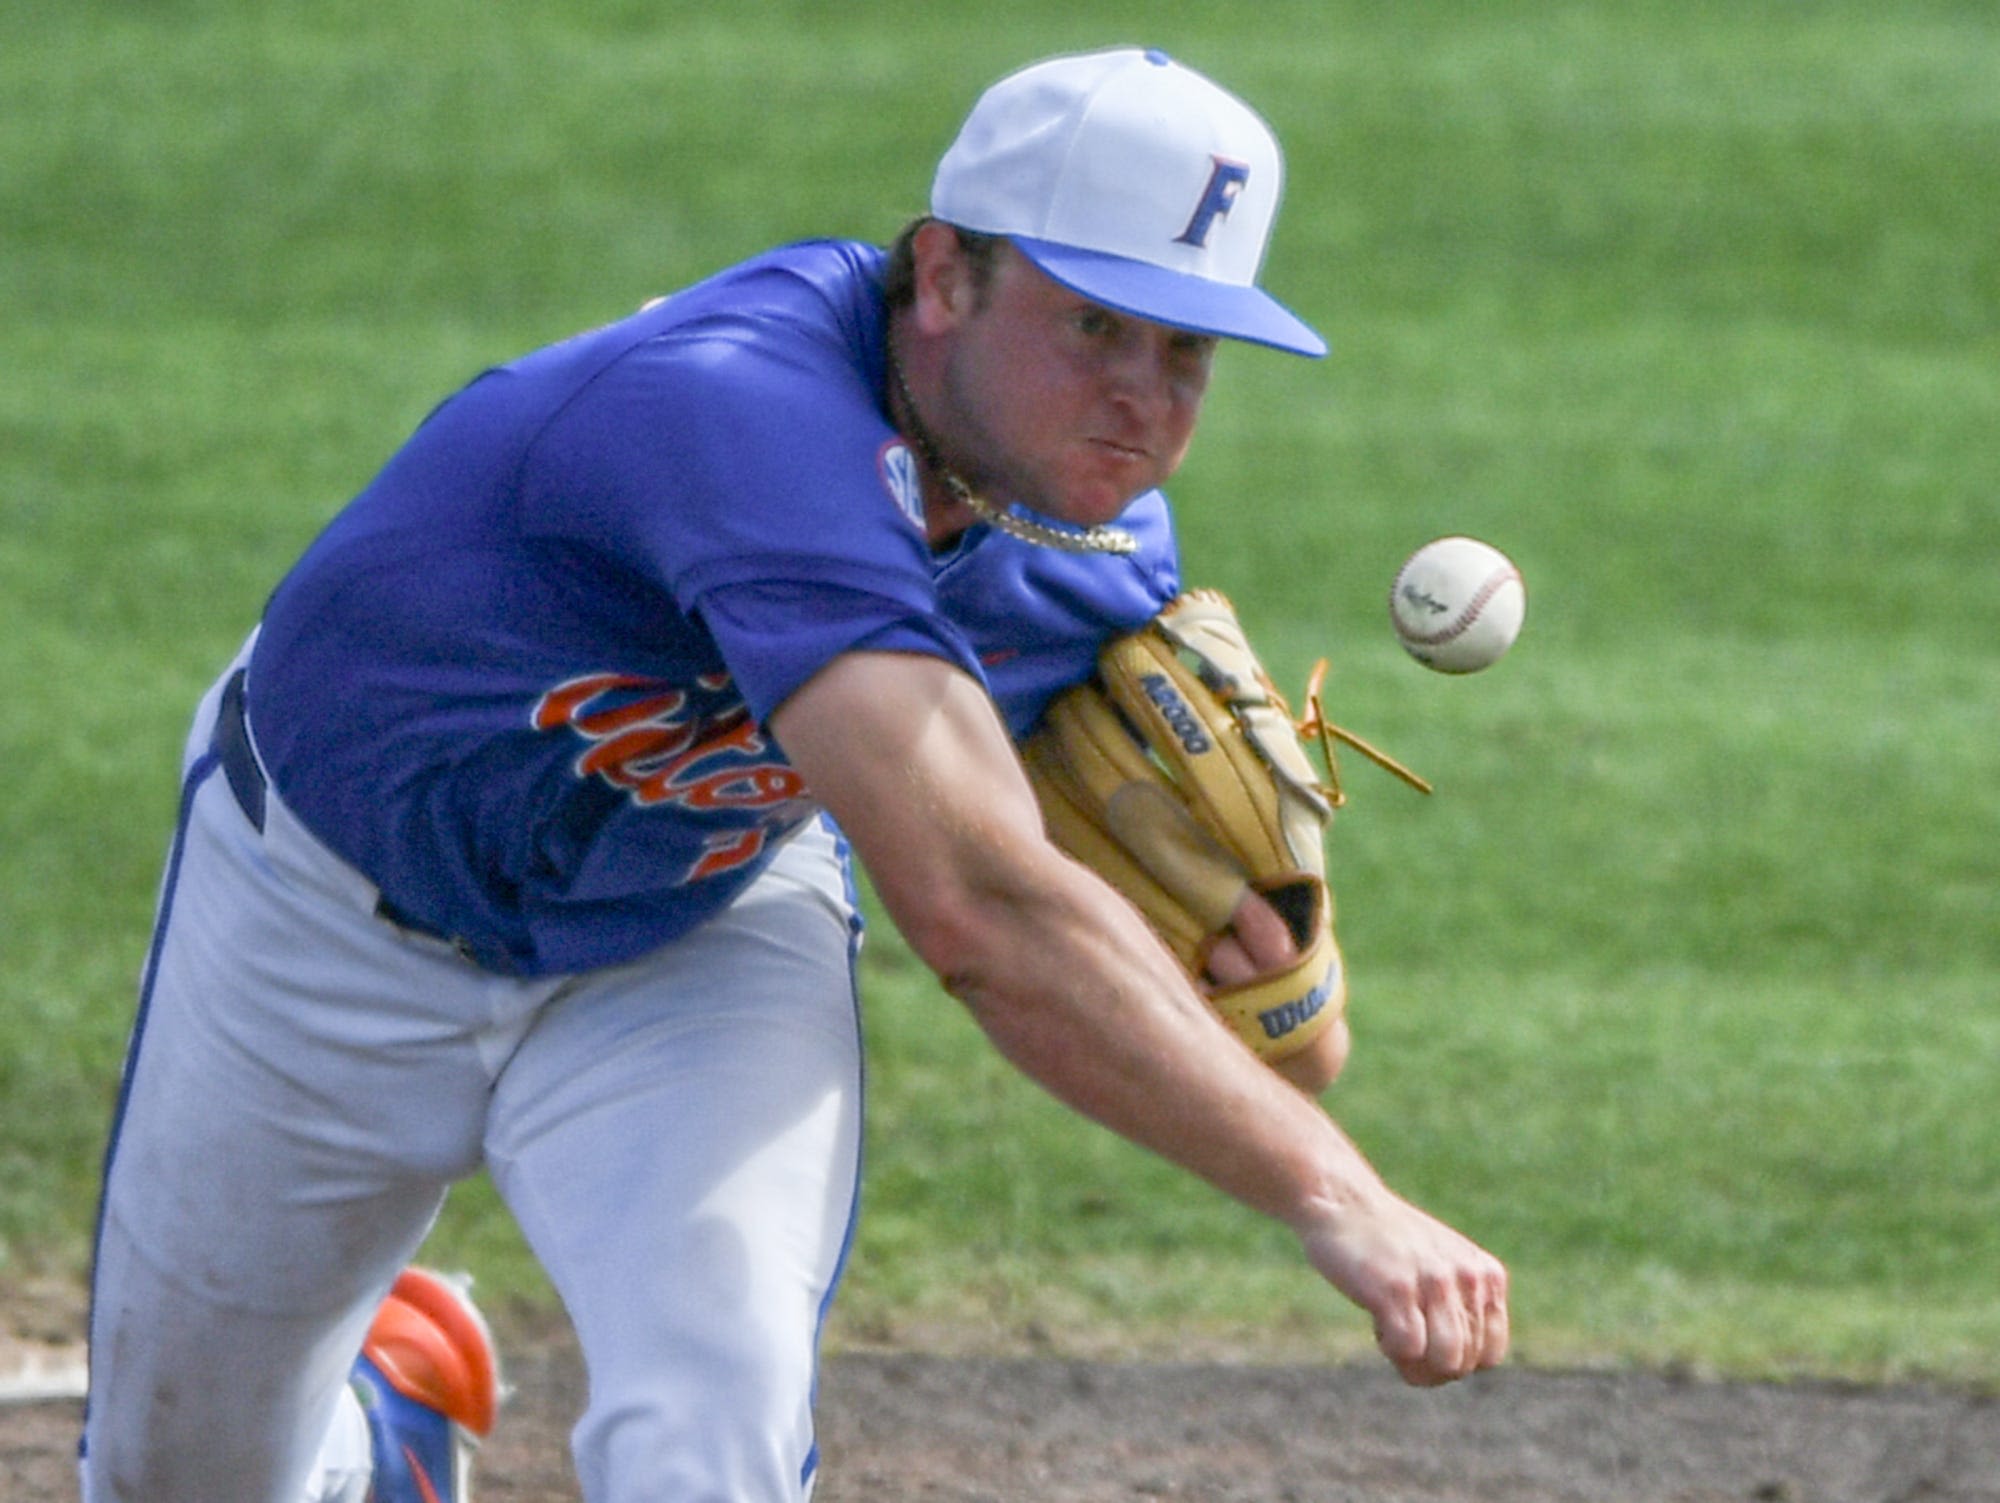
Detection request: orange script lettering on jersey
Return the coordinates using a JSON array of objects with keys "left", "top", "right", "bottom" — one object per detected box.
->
[{"left": 533, "top": 671, "right": 808, "bottom": 881}]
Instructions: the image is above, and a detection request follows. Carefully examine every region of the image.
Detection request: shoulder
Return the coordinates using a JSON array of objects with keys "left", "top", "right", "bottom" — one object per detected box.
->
[
  {"left": 496, "top": 240, "right": 889, "bottom": 414},
  {"left": 643, "top": 240, "right": 889, "bottom": 355},
  {"left": 559, "top": 241, "right": 887, "bottom": 431},
  {"left": 524, "top": 241, "right": 896, "bottom": 493}
]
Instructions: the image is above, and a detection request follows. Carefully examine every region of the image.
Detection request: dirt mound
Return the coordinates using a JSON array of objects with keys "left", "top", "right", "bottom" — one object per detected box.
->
[{"left": 14, "top": 1320, "right": 1997, "bottom": 1501}]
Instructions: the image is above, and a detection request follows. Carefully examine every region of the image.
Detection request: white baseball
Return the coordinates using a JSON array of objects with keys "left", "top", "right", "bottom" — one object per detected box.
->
[{"left": 1388, "top": 536, "right": 1526, "bottom": 673}]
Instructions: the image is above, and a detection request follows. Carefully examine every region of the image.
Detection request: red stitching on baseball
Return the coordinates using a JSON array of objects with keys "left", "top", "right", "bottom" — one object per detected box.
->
[{"left": 1394, "top": 566, "right": 1521, "bottom": 646}]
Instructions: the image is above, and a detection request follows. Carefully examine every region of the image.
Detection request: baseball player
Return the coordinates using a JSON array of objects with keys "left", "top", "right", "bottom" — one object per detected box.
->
[{"left": 83, "top": 47, "right": 1509, "bottom": 1503}]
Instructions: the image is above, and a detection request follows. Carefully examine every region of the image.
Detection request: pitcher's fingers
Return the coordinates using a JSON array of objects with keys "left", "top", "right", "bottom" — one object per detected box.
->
[
  {"left": 1480, "top": 1281, "right": 1512, "bottom": 1368},
  {"left": 1421, "top": 1280, "right": 1473, "bottom": 1380},
  {"left": 1380, "top": 1297, "right": 1472, "bottom": 1387},
  {"left": 1371, "top": 1299, "right": 1427, "bottom": 1376},
  {"left": 1203, "top": 934, "right": 1255, "bottom": 989}
]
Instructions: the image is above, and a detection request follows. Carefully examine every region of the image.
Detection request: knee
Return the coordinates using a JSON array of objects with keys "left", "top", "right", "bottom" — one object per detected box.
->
[{"left": 571, "top": 1321, "right": 818, "bottom": 1501}]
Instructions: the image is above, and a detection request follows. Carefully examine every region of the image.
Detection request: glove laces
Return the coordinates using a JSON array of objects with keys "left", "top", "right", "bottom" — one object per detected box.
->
[{"left": 1297, "top": 659, "right": 1434, "bottom": 803}]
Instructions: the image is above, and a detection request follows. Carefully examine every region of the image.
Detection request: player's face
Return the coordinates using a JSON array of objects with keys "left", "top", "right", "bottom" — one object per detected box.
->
[{"left": 937, "top": 247, "right": 1217, "bottom": 526}]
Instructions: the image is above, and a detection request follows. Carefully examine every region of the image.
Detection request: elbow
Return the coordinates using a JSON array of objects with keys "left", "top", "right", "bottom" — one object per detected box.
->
[
  {"left": 1264, "top": 949, "right": 1351, "bottom": 1094},
  {"left": 1276, "top": 942, "right": 1352, "bottom": 1093},
  {"left": 886, "top": 876, "right": 1080, "bottom": 1069},
  {"left": 874, "top": 836, "right": 1083, "bottom": 1011},
  {"left": 890, "top": 888, "right": 1002, "bottom": 1003},
  {"left": 1275, "top": 1013, "right": 1351, "bottom": 1094}
]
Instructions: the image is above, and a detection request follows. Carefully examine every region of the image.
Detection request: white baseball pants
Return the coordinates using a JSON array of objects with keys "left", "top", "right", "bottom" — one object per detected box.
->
[{"left": 81, "top": 645, "right": 866, "bottom": 1502}]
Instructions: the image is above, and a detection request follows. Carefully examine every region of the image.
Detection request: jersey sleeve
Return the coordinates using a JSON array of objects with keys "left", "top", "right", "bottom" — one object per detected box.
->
[
  {"left": 517, "top": 300, "right": 958, "bottom": 715},
  {"left": 694, "top": 577, "right": 985, "bottom": 724}
]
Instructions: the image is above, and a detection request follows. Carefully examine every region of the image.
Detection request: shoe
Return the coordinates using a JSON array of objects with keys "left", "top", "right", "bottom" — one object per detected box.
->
[{"left": 351, "top": 1267, "right": 501, "bottom": 1503}]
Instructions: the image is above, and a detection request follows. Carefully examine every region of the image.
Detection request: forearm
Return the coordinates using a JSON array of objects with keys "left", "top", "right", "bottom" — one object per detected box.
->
[
  {"left": 932, "top": 844, "right": 1389, "bottom": 1233},
  {"left": 928, "top": 841, "right": 1509, "bottom": 1388},
  {"left": 774, "top": 650, "right": 1508, "bottom": 1385}
]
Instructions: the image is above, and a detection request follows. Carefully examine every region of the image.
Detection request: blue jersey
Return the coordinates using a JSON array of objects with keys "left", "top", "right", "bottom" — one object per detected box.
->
[{"left": 249, "top": 240, "right": 1180, "bottom": 975}]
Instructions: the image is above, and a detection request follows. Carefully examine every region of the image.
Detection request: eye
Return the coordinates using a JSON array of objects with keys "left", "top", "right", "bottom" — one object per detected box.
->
[
  {"left": 1164, "top": 332, "right": 1219, "bottom": 381},
  {"left": 1072, "top": 305, "right": 1121, "bottom": 339}
]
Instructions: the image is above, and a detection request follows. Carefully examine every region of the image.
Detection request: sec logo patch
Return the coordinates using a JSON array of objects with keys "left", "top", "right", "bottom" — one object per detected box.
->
[{"left": 878, "top": 441, "right": 924, "bottom": 532}]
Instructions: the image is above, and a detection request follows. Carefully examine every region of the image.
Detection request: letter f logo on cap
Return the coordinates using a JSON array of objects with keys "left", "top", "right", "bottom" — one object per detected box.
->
[
  {"left": 931, "top": 49, "right": 1327, "bottom": 355},
  {"left": 1175, "top": 156, "right": 1251, "bottom": 248}
]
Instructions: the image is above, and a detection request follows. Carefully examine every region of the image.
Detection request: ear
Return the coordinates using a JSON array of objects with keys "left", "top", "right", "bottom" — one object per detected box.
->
[{"left": 909, "top": 220, "right": 984, "bottom": 335}]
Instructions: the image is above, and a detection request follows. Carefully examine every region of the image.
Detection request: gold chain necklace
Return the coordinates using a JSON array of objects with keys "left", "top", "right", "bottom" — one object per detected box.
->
[{"left": 885, "top": 343, "right": 1138, "bottom": 556}]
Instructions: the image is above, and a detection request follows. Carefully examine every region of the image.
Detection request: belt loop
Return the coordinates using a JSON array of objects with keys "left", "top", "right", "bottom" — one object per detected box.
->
[{"left": 213, "top": 667, "right": 268, "bottom": 833}]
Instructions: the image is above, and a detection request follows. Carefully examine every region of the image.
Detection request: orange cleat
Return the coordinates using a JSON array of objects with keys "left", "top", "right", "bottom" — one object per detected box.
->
[{"left": 352, "top": 1267, "right": 502, "bottom": 1503}]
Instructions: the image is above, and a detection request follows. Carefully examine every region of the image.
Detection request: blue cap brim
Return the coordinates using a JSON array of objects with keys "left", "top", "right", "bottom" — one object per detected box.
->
[{"left": 1009, "top": 235, "right": 1327, "bottom": 358}]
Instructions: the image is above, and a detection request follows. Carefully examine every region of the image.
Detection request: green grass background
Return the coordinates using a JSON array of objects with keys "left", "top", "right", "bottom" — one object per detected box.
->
[{"left": 5, "top": 0, "right": 1996, "bottom": 1386}]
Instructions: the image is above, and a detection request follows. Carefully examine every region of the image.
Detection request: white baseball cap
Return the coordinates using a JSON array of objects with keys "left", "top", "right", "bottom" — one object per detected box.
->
[{"left": 931, "top": 48, "right": 1325, "bottom": 358}]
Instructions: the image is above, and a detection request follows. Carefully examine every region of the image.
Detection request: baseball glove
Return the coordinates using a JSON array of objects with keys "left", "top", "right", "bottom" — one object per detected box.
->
[{"left": 1021, "top": 590, "right": 1427, "bottom": 1064}]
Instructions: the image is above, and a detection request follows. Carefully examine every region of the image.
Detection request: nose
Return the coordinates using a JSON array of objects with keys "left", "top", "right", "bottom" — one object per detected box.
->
[{"left": 1100, "top": 328, "right": 1178, "bottom": 415}]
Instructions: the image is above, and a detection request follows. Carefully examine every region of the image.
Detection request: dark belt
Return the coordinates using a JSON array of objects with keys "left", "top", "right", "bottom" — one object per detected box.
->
[
  {"left": 213, "top": 668, "right": 267, "bottom": 833},
  {"left": 210, "top": 667, "right": 452, "bottom": 947}
]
